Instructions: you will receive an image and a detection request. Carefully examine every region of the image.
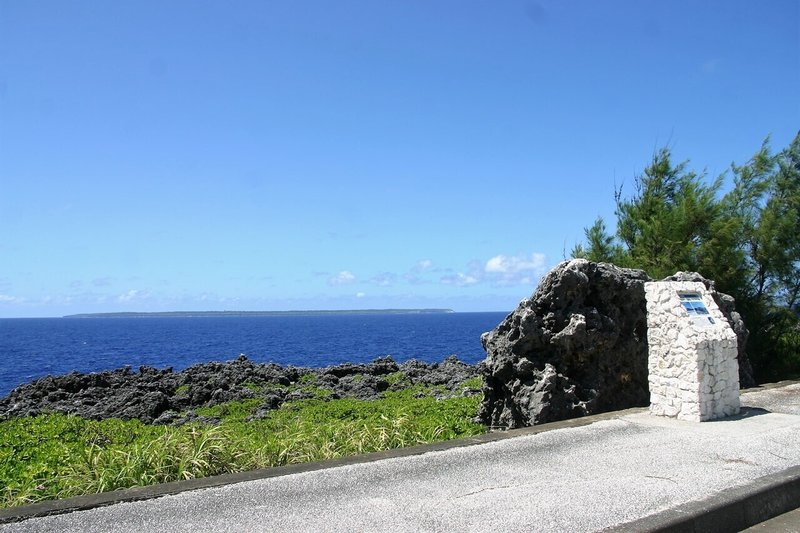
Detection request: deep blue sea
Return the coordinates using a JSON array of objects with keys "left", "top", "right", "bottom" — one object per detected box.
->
[{"left": 0, "top": 312, "right": 507, "bottom": 397}]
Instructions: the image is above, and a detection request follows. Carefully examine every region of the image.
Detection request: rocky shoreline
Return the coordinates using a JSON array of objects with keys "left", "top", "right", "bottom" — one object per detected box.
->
[
  {"left": 1, "top": 262, "right": 759, "bottom": 432},
  {"left": 0, "top": 355, "right": 481, "bottom": 425}
]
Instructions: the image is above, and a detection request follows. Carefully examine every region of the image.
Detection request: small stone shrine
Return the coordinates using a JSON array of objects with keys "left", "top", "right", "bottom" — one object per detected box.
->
[{"left": 645, "top": 280, "right": 740, "bottom": 421}]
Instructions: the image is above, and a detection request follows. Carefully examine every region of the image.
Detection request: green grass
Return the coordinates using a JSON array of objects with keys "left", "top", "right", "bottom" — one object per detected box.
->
[
  {"left": 298, "top": 385, "right": 333, "bottom": 399},
  {"left": 0, "top": 388, "right": 484, "bottom": 509},
  {"left": 194, "top": 398, "right": 263, "bottom": 420},
  {"left": 459, "top": 376, "right": 482, "bottom": 389},
  {"left": 242, "top": 381, "right": 263, "bottom": 392},
  {"left": 385, "top": 371, "right": 409, "bottom": 386}
]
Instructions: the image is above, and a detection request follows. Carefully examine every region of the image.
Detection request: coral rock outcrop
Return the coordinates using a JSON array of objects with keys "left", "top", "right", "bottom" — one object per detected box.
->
[{"left": 478, "top": 259, "right": 754, "bottom": 429}]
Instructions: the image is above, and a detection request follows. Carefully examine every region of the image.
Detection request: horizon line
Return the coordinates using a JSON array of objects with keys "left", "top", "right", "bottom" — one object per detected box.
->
[{"left": 0, "top": 308, "right": 515, "bottom": 319}]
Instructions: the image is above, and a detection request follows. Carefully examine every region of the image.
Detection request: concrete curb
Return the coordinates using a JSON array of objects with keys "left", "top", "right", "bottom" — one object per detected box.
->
[
  {"left": 606, "top": 464, "right": 800, "bottom": 533},
  {"left": 0, "top": 407, "right": 646, "bottom": 524}
]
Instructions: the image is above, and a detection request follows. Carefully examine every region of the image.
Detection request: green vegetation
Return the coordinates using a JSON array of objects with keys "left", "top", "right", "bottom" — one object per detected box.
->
[
  {"left": 194, "top": 398, "right": 263, "bottom": 419},
  {"left": 297, "top": 373, "right": 316, "bottom": 384},
  {"left": 385, "top": 371, "right": 409, "bottom": 387},
  {"left": 0, "top": 388, "right": 483, "bottom": 509},
  {"left": 298, "top": 385, "right": 333, "bottom": 399},
  {"left": 573, "top": 132, "right": 800, "bottom": 381},
  {"left": 242, "top": 383, "right": 261, "bottom": 393},
  {"left": 459, "top": 376, "right": 483, "bottom": 389}
]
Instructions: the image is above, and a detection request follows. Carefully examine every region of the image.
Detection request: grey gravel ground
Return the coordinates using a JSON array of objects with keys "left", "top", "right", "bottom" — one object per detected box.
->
[
  {"left": 3, "top": 385, "right": 799, "bottom": 533},
  {"left": 739, "top": 383, "right": 800, "bottom": 416}
]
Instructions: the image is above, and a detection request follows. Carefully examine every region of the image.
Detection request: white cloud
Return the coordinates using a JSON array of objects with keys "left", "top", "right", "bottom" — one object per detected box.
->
[
  {"left": 484, "top": 253, "right": 547, "bottom": 285},
  {"left": 117, "top": 289, "right": 150, "bottom": 302},
  {"left": 416, "top": 259, "right": 433, "bottom": 271},
  {"left": 328, "top": 271, "right": 356, "bottom": 286},
  {"left": 0, "top": 294, "right": 23, "bottom": 303},
  {"left": 356, "top": 292, "right": 366, "bottom": 298},
  {"left": 371, "top": 272, "right": 397, "bottom": 286},
  {"left": 396, "top": 259, "right": 437, "bottom": 285},
  {"left": 405, "top": 272, "right": 434, "bottom": 285},
  {"left": 440, "top": 273, "right": 479, "bottom": 286},
  {"left": 322, "top": 253, "right": 545, "bottom": 293},
  {"left": 485, "top": 253, "right": 546, "bottom": 274}
]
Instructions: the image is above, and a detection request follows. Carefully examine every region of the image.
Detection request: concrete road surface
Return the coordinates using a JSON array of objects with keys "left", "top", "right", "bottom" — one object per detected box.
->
[{"left": 2, "top": 384, "right": 799, "bottom": 532}]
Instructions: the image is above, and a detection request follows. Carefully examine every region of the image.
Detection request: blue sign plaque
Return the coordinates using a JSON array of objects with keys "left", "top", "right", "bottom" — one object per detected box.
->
[{"left": 679, "top": 293, "right": 715, "bottom": 325}]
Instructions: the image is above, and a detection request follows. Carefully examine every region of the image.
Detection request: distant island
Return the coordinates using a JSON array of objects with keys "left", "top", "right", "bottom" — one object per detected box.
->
[{"left": 63, "top": 309, "right": 455, "bottom": 318}]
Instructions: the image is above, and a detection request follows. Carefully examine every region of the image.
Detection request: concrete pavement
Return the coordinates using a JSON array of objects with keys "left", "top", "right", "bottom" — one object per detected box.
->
[
  {"left": 743, "top": 506, "right": 800, "bottom": 532},
  {"left": 2, "top": 383, "right": 799, "bottom": 532}
]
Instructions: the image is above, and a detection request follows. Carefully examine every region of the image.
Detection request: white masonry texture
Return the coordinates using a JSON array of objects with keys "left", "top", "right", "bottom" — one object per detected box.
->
[{"left": 644, "top": 281, "right": 740, "bottom": 422}]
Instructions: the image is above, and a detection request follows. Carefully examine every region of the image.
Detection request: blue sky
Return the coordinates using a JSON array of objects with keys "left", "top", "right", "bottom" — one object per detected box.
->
[{"left": 1, "top": 1, "right": 798, "bottom": 317}]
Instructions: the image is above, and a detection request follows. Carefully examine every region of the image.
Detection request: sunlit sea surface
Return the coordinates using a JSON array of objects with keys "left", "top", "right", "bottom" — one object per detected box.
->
[{"left": 0, "top": 312, "right": 507, "bottom": 396}]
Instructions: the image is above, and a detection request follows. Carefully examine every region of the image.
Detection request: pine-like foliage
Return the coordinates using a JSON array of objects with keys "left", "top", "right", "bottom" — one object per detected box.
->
[{"left": 573, "top": 132, "right": 800, "bottom": 381}]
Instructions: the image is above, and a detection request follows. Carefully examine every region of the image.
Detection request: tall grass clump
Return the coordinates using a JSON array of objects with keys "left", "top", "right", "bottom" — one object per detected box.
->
[
  {"left": 0, "top": 386, "right": 484, "bottom": 508},
  {"left": 65, "top": 425, "right": 244, "bottom": 495}
]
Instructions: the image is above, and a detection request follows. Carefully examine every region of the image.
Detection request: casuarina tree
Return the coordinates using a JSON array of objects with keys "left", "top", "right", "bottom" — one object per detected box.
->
[{"left": 573, "top": 132, "right": 800, "bottom": 382}]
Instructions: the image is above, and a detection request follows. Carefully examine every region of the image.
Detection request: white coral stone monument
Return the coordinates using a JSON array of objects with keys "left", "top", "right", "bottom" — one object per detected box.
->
[{"left": 645, "top": 281, "right": 740, "bottom": 421}]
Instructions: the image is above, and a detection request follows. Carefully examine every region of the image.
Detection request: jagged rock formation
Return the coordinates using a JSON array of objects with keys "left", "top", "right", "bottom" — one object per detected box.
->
[
  {"left": 478, "top": 259, "right": 754, "bottom": 429},
  {"left": 0, "top": 355, "right": 478, "bottom": 425},
  {"left": 478, "top": 260, "right": 650, "bottom": 429}
]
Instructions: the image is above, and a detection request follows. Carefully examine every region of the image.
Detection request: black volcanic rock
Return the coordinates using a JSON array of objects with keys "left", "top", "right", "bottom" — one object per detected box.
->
[
  {"left": 0, "top": 354, "right": 479, "bottom": 424},
  {"left": 478, "top": 259, "right": 755, "bottom": 430},
  {"left": 478, "top": 260, "right": 651, "bottom": 429}
]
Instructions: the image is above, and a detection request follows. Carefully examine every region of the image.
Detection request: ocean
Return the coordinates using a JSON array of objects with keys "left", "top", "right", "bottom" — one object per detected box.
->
[{"left": 0, "top": 312, "right": 508, "bottom": 396}]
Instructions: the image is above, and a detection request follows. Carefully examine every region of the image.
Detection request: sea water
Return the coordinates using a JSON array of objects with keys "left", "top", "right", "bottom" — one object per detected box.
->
[{"left": 0, "top": 312, "right": 507, "bottom": 396}]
